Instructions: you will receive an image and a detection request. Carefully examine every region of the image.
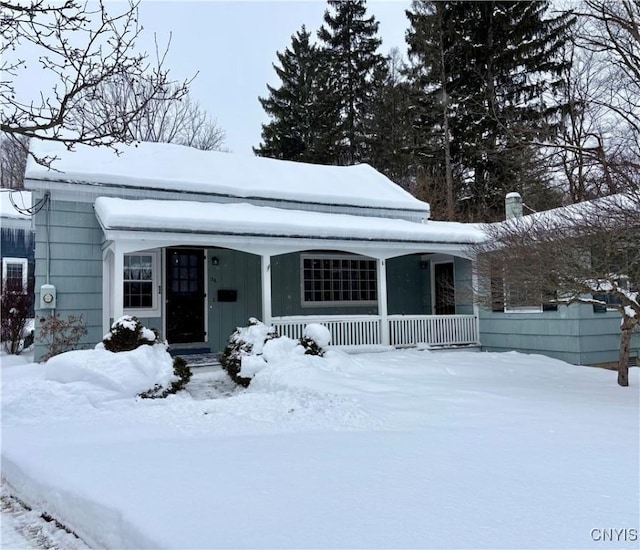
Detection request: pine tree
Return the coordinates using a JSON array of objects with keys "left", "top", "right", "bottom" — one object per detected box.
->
[
  {"left": 255, "top": 26, "right": 338, "bottom": 163},
  {"left": 406, "top": 1, "right": 573, "bottom": 221},
  {"left": 364, "top": 48, "right": 415, "bottom": 189},
  {"left": 405, "top": 1, "right": 458, "bottom": 219},
  {"left": 317, "top": 0, "right": 386, "bottom": 165}
]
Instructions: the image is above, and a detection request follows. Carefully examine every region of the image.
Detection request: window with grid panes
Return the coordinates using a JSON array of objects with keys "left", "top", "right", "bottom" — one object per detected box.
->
[
  {"left": 2, "top": 258, "right": 27, "bottom": 292},
  {"left": 123, "top": 253, "right": 154, "bottom": 309},
  {"left": 301, "top": 255, "right": 377, "bottom": 306}
]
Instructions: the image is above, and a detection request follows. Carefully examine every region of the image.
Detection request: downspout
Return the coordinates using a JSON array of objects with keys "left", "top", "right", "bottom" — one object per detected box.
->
[{"left": 44, "top": 191, "right": 51, "bottom": 285}]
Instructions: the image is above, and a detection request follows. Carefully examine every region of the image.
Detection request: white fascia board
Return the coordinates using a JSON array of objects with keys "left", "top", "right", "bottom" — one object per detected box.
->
[{"left": 100, "top": 228, "right": 473, "bottom": 260}]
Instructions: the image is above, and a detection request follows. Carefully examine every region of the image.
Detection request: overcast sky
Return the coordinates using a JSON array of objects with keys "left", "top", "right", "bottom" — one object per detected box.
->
[{"left": 136, "top": 1, "right": 412, "bottom": 155}]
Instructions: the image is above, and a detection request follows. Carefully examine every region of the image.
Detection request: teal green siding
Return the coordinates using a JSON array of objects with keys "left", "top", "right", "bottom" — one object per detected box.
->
[
  {"left": 207, "top": 248, "right": 262, "bottom": 352},
  {"left": 386, "top": 255, "right": 430, "bottom": 315},
  {"left": 271, "top": 252, "right": 378, "bottom": 316},
  {"left": 479, "top": 304, "right": 639, "bottom": 365},
  {"left": 33, "top": 198, "right": 103, "bottom": 361}
]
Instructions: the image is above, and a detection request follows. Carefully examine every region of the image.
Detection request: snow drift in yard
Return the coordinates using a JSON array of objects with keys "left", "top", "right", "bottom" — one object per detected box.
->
[
  {"left": 44, "top": 344, "right": 176, "bottom": 402},
  {"left": 2, "top": 349, "right": 639, "bottom": 549}
]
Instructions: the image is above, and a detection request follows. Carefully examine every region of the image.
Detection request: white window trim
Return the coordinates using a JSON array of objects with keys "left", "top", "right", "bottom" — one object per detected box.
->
[
  {"left": 504, "top": 305, "right": 543, "bottom": 313},
  {"left": 300, "top": 253, "right": 377, "bottom": 308},
  {"left": 430, "top": 259, "right": 455, "bottom": 315},
  {"left": 123, "top": 249, "right": 161, "bottom": 317},
  {"left": 2, "top": 257, "right": 28, "bottom": 290}
]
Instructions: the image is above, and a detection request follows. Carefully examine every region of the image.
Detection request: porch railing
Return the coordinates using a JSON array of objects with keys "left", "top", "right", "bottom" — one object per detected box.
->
[
  {"left": 271, "top": 314, "right": 479, "bottom": 348},
  {"left": 272, "top": 315, "right": 381, "bottom": 346},
  {"left": 388, "top": 314, "right": 479, "bottom": 347}
]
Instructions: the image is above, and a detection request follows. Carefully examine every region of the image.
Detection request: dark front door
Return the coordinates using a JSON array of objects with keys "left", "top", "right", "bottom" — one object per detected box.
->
[
  {"left": 434, "top": 262, "right": 455, "bottom": 315},
  {"left": 166, "top": 248, "right": 205, "bottom": 344}
]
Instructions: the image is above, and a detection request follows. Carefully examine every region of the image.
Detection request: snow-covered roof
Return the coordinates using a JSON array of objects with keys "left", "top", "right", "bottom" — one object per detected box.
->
[
  {"left": 26, "top": 141, "right": 430, "bottom": 214},
  {"left": 94, "top": 197, "right": 483, "bottom": 246},
  {"left": 496, "top": 193, "right": 636, "bottom": 231},
  {"left": 0, "top": 190, "right": 31, "bottom": 220}
]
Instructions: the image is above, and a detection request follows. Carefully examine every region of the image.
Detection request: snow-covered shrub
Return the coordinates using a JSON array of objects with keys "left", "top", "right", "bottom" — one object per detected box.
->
[
  {"left": 220, "top": 318, "right": 277, "bottom": 387},
  {"left": 300, "top": 323, "right": 331, "bottom": 357},
  {"left": 100, "top": 316, "right": 190, "bottom": 398},
  {"left": 139, "top": 356, "right": 192, "bottom": 399},
  {"left": 39, "top": 313, "right": 88, "bottom": 362},
  {"left": 102, "top": 315, "right": 160, "bottom": 352}
]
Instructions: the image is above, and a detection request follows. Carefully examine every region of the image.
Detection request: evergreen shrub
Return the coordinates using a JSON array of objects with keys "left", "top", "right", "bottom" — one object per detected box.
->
[
  {"left": 103, "top": 315, "right": 160, "bottom": 352},
  {"left": 138, "top": 356, "right": 192, "bottom": 399},
  {"left": 220, "top": 318, "right": 277, "bottom": 387},
  {"left": 300, "top": 323, "right": 331, "bottom": 356}
]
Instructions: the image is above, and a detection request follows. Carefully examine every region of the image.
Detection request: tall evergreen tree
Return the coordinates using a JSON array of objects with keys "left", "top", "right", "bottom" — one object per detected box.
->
[
  {"left": 406, "top": 1, "right": 573, "bottom": 221},
  {"left": 364, "top": 48, "right": 415, "bottom": 189},
  {"left": 255, "top": 26, "right": 338, "bottom": 163},
  {"left": 317, "top": 0, "right": 386, "bottom": 165}
]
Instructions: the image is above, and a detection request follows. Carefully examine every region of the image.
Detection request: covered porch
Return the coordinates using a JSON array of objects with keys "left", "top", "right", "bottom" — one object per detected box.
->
[{"left": 95, "top": 198, "right": 481, "bottom": 351}]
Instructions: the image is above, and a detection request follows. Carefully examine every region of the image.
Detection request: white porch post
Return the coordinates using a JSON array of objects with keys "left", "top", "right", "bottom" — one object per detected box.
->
[
  {"left": 102, "top": 248, "right": 113, "bottom": 336},
  {"left": 377, "top": 258, "right": 389, "bottom": 345},
  {"left": 113, "top": 244, "right": 125, "bottom": 323},
  {"left": 472, "top": 267, "right": 481, "bottom": 345},
  {"left": 261, "top": 254, "right": 272, "bottom": 326}
]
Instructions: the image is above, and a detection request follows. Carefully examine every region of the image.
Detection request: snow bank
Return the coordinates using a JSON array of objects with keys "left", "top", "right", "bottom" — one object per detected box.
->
[
  {"left": 2, "top": 350, "right": 639, "bottom": 549},
  {"left": 44, "top": 344, "right": 176, "bottom": 402}
]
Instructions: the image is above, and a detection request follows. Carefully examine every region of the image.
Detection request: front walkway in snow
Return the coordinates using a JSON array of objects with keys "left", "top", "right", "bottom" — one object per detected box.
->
[
  {"left": 2, "top": 349, "right": 639, "bottom": 549},
  {"left": 1, "top": 481, "right": 89, "bottom": 549},
  {"left": 185, "top": 365, "right": 239, "bottom": 400}
]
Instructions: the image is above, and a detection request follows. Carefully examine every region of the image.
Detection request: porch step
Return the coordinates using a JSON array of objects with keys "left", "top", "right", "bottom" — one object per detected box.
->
[
  {"left": 174, "top": 352, "right": 221, "bottom": 368},
  {"left": 169, "top": 347, "right": 211, "bottom": 357}
]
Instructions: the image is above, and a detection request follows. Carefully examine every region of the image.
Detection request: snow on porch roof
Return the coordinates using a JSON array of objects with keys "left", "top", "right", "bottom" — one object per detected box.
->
[
  {"left": 94, "top": 197, "right": 484, "bottom": 245},
  {"left": 26, "top": 140, "right": 430, "bottom": 213}
]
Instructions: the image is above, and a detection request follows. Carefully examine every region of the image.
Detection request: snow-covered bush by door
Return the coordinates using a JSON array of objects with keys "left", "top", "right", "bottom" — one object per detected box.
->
[
  {"left": 220, "top": 318, "right": 277, "bottom": 387},
  {"left": 96, "top": 315, "right": 191, "bottom": 398},
  {"left": 102, "top": 315, "right": 160, "bottom": 352}
]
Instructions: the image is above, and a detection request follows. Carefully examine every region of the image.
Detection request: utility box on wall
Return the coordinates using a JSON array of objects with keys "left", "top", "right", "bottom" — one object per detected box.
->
[{"left": 40, "top": 284, "right": 56, "bottom": 309}]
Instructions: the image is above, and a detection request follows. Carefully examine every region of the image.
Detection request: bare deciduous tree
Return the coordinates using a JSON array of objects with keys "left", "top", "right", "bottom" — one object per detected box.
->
[
  {"left": 474, "top": 193, "right": 640, "bottom": 386},
  {"left": 561, "top": 0, "right": 640, "bottom": 195},
  {"left": 1, "top": 0, "right": 190, "bottom": 166},
  {"left": 0, "top": 135, "right": 29, "bottom": 189},
  {"left": 576, "top": 0, "right": 640, "bottom": 136},
  {"left": 88, "top": 79, "right": 225, "bottom": 151}
]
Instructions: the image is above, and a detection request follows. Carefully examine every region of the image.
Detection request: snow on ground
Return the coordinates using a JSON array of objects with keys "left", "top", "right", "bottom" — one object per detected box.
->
[{"left": 2, "top": 348, "right": 639, "bottom": 549}]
